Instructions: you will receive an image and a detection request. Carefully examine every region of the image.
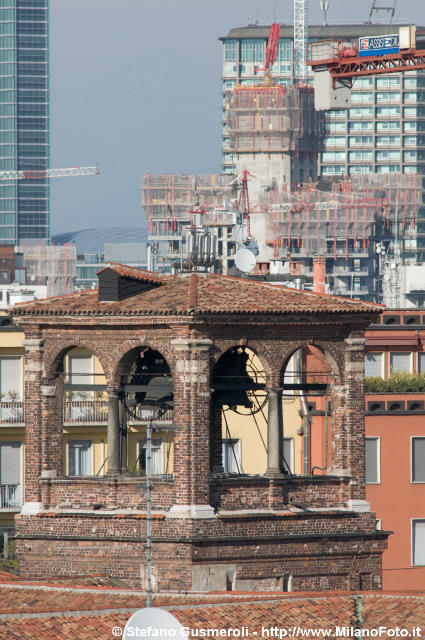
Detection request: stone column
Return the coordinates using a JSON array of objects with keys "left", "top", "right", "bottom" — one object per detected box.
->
[
  {"left": 21, "top": 335, "right": 44, "bottom": 515},
  {"left": 40, "top": 383, "right": 62, "bottom": 479},
  {"left": 266, "top": 387, "right": 283, "bottom": 476},
  {"left": 107, "top": 388, "right": 120, "bottom": 475},
  {"left": 167, "top": 337, "right": 215, "bottom": 519}
]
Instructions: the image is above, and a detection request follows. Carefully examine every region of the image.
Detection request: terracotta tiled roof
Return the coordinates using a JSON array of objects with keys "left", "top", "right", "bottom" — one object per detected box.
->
[
  {"left": 12, "top": 271, "right": 383, "bottom": 317},
  {"left": 96, "top": 262, "right": 164, "bottom": 283},
  {"left": 0, "top": 581, "right": 424, "bottom": 640}
]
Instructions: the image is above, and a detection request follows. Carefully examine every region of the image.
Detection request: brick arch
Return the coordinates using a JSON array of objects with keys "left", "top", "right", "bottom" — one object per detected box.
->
[
  {"left": 211, "top": 340, "right": 273, "bottom": 383},
  {"left": 43, "top": 339, "right": 110, "bottom": 384},
  {"left": 280, "top": 340, "right": 344, "bottom": 385},
  {"left": 108, "top": 340, "right": 175, "bottom": 388}
]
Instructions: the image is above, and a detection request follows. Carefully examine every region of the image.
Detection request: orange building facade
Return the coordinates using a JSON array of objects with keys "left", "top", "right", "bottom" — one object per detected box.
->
[{"left": 364, "top": 309, "right": 425, "bottom": 590}]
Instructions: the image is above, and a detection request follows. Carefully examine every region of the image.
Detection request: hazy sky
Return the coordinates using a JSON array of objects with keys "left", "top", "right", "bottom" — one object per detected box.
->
[{"left": 50, "top": 0, "right": 424, "bottom": 234}]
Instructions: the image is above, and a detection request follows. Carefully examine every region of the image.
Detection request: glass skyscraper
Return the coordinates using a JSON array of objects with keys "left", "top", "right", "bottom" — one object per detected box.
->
[{"left": 0, "top": 0, "right": 49, "bottom": 245}]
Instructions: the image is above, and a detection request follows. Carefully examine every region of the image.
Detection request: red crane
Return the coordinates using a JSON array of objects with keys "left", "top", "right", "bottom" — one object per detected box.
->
[{"left": 257, "top": 23, "right": 281, "bottom": 83}]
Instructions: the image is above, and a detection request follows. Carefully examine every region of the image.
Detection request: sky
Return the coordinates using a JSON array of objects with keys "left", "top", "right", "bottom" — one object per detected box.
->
[{"left": 49, "top": 0, "right": 424, "bottom": 235}]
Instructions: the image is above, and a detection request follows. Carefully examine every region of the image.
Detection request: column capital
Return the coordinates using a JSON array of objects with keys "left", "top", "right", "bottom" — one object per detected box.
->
[
  {"left": 23, "top": 338, "right": 44, "bottom": 351},
  {"left": 344, "top": 336, "right": 366, "bottom": 351},
  {"left": 40, "top": 384, "right": 57, "bottom": 398},
  {"left": 171, "top": 338, "right": 213, "bottom": 352}
]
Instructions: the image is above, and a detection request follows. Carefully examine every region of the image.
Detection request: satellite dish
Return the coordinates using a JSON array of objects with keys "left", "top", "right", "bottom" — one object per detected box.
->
[{"left": 235, "top": 247, "right": 257, "bottom": 274}]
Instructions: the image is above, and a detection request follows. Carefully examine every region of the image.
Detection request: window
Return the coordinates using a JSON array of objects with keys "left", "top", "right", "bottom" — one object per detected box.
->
[
  {"left": 224, "top": 39, "right": 237, "bottom": 63},
  {"left": 390, "top": 352, "right": 411, "bottom": 373},
  {"left": 351, "top": 92, "right": 373, "bottom": 103},
  {"left": 365, "top": 353, "right": 383, "bottom": 377},
  {"left": 376, "top": 106, "right": 400, "bottom": 117},
  {"left": 412, "top": 437, "right": 425, "bottom": 483},
  {"left": 354, "top": 77, "right": 373, "bottom": 88},
  {"left": 349, "top": 136, "right": 372, "bottom": 146},
  {"left": 376, "top": 76, "right": 400, "bottom": 88},
  {"left": 376, "top": 150, "right": 400, "bottom": 161},
  {"left": 322, "top": 151, "right": 346, "bottom": 162},
  {"left": 222, "top": 439, "right": 241, "bottom": 473},
  {"left": 68, "top": 354, "right": 93, "bottom": 385},
  {"left": 377, "top": 121, "right": 400, "bottom": 131},
  {"left": 349, "top": 166, "right": 372, "bottom": 174},
  {"left": 68, "top": 440, "right": 92, "bottom": 476},
  {"left": 418, "top": 353, "right": 425, "bottom": 373},
  {"left": 327, "top": 122, "right": 346, "bottom": 132},
  {"left": 138, "top": 439, "right": 164, "bottom": 475},
  {"left": 0, "top": 441, "right": 21, "bottom": 507},
  {"left": 321, "top": 165, "right": 346, "bottom": 175},
  {"left": 240, "top": 39, "right": 265, "bottom": 63},
  {"left": 0, "top": 356, "right": 22, "bottom": 399},
  {"left": 376, "top": 92, "right": 400, "bottom": 103},
  {"left": 349, "top": 150, "right": 373, "bottom": 162},
  {"left": 283, "top": 438, "right": 294, "bottom": 474},
  {"left": 324, "top": 136, "right": 345, "bottom": 147},
  {"left": 349, "top": 107, "right": 373, "bottom": 117},
  {"left": 365, "top": 437, "right": 380, "bottom": 484},
  {"left": 376, "top": 136, "right": 400, "bottom": 146},
  {"left": 349, "top": 121, "right": 373, "bottom": 132},
  {"left": 412, "top": 520, "right": 425, "bottom": 565}
]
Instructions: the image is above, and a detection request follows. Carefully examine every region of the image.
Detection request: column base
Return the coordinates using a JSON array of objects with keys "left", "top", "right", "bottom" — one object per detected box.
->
[
  {"left": 166, "top": 504, "right": 216, "bottom": 519},
  {"left": 20, "top": 502, "right": 44, "bottom": 515},
  {"left": 266, "top": 469, "right": 285, "bottom": 478}
]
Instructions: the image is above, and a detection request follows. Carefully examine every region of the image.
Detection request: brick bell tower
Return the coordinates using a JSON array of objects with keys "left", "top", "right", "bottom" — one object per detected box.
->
[{"left": 12, "top": 263, "right": 389, "bottom": 591}]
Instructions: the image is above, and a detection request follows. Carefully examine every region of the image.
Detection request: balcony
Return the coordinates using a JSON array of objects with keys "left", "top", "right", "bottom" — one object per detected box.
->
[
  {"left": 0, "top": 401, "right": 24, "bottom": 424},
  {"left": 63, "top": 400, "right": 173, "bottom": 424},
  {"left": 64, "top": 400, "right": 108, "bottom": 424},
  {"left": 0, "top": 484, "right": 22, "bottom": 509}
]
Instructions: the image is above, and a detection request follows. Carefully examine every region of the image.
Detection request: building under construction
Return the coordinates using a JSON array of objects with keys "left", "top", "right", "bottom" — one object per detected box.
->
[
  {"left": 20, "top": 244, "right": 77, "bottom": 298},
  {"left": 142, "top": 174, "right": 237, "bottom": 273},
  {"left": 142, "top": 170, "right": 422, "bottom": 302},
  {"left": 224, "top": 84, "right": 325, "bottom": 202}
]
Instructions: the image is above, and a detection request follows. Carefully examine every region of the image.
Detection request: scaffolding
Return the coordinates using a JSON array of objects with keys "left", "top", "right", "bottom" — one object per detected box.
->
[
  {"left": 227, "top": 85, "right": 325, "bottom": 155},
  {"left": 260, "top": 173, "right": 422, "bottom": 259},
  {"left": 141, "top": 174, "right": 235, "bottom": 231},
  {"left": 20, "top": 244, "right": 77, "bottom": 297}
]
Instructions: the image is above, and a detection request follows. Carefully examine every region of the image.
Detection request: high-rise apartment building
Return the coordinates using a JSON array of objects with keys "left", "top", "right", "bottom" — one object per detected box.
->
[
  {"left": 220, "top": 24, "right": 425, "bottom": 179},
  {"left": 219, "top": 23, "right": 425, "bottom": 292},
  {"left": 0, "top": 0, "right": 49, "bottom": 245}
]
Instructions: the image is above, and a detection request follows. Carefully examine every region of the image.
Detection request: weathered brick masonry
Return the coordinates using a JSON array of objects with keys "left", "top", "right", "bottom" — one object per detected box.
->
[{"left": 12, "top": 266, "right": 389, "bottom": 591}]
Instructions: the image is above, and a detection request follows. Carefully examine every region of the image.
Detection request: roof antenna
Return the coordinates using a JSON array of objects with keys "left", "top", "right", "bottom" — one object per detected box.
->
[
  {"left": 369, "top": 0, "right": 397, "bottom": 24},
  {"left": 320, "top": 0, "right": 329, "bottom": 26}
]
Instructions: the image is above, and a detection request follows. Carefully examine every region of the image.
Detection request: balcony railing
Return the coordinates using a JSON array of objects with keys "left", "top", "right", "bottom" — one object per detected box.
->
[
  {"left": 0, "top": 484, "right": 22, "bottom": 509},
  {"left": 64, "top": 400, "right": 108, "bottom": 423},
  {"left": 0, "top": 401, "right": 24, "bottom": 424},
  {"left": 64, "top": 400, "right": 173, "bottom": 424}
]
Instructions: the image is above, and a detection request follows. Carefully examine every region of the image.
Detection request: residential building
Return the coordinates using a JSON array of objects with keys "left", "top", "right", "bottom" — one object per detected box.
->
[
  {"left": 0, "top": 0, "right": 50, "bottom": 245},
  {"left": 0, "top": 315, "right": 24, "bottom": 537},
  {"left": 364, "top": 308, "right": 425, "bottom": 589}
]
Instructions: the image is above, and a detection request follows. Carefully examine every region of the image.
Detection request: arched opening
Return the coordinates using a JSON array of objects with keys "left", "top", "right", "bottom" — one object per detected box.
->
[
  {"left": 61, "top": 346, "right": 107, "bottom": 477},
  {"left": 119, "top": 347, "right": 174, "bottom": 478},
  {"left": 211, "top": 346, "right": 267, "bottom": 475},
  {"left": 280, "top": 345, "right": 333, "bottom": 476}
]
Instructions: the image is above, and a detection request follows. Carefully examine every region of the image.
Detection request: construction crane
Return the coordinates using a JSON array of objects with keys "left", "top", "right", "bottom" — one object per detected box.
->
[
  {"left": 307, "top": 25, "right": 425, "bottom": 84},
  {"left": 294, "top": 0, "right": 308, "bottom": 81},
  {"left": 0, "top": 165, "right": 99, "bottom": 181}
]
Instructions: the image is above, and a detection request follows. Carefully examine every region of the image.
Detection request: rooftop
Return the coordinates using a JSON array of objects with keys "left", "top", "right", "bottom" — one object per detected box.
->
[
  {"left": 0, "top": 570, "right": 423, "bottom": 640},
  {"left": 12, "top": 267, "right": 383, "bottom": 317},
  {"left": 220, "top": 23, "right": 425, "bottom": 40}
]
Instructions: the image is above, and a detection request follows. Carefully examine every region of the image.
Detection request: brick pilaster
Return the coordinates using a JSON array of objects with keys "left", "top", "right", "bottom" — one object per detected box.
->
[
  {"left": 22, "top": 334, "right": 44, "bottom": 505},
  {"left": 170, "top": 338, "right": 212, "bottom": 507}
]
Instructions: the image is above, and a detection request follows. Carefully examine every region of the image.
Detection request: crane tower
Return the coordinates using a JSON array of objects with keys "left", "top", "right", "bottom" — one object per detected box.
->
[{"left": 294, "top": 0, "right": 308, "bottom": 81}]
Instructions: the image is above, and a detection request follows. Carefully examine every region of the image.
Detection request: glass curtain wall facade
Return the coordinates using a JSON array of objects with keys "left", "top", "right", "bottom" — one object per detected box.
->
[{"left": 0, "top": 0, "right": 49, "bottom": 245}]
